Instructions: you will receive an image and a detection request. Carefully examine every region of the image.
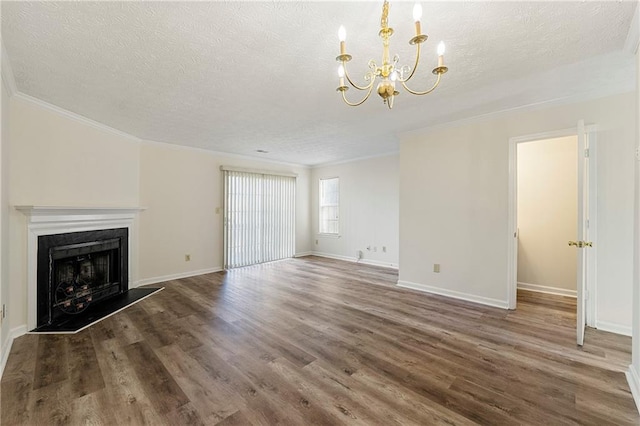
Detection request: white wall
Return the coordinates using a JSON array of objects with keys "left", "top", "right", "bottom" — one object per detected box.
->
[
  {"left": 517, "top": 136, "right": 577, "bottom": 294},
  {"left": 400, "top": 92, "right": 636, "bottom": 331},
  {"left": 138, "top": 142, "right": 310, "bottom": 282},
  {"left": 310, "top": 155, "right": 399, "bottom": 268}
]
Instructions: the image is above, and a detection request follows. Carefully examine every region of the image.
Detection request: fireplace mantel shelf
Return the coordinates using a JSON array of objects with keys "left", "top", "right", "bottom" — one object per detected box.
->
[
  {"left": 16, "top": 206, "right": 147, "bottom": 215},
  {"left": 16, "top": 206, "right": 147, "bottom": 224}
]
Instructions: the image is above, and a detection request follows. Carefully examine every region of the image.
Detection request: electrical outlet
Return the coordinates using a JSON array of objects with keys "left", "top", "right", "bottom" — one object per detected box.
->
[
  {"left": 315, "top": 239, "right": 318, "bottom": 245},
  {"left": 433, "top": 264, "right": 440, "bottom": 273},
  {"left": 382, "top": 246, "right": 387, "bottom": 253},
  {"left": 185, "top": 254, "right": 191, "bottom": 262}
]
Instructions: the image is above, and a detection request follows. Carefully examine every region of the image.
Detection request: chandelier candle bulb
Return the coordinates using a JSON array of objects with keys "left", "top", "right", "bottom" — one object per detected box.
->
[
  {"left": 437, "top": 41, "right": 445, "bottom": 67},
  {"left": 338, "top": 25, "right": 346, "bottom": 55},
  {"left": 338, "top": 64, "right": 345, "bottom": 87},
  {"left": 413, "top": 4, "right": 422, "bottom": 35}
]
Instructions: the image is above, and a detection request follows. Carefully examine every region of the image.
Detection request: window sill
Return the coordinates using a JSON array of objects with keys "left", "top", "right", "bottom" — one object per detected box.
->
[{"left": 317, "top": 233, "right": 341, "bottom": 239}]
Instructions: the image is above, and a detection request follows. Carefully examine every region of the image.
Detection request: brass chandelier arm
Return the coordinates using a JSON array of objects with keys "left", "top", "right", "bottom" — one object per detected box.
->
[
  {"left": 341, "top": 83, "right": 375, "bottom": 106},
  {"left": 398, "top": 43, "right": 421, "bottom": 83},
  {"left": 401, "top": 72, "right": 442, "bottom": 96},
  {"left": 343, "top": 64, "right": 376, "bottom": 91}
]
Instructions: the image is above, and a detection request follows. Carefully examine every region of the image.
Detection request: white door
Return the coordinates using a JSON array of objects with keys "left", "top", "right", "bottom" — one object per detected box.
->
[{"left": 575, "top": 119, "right": 589, "bottom": 346}]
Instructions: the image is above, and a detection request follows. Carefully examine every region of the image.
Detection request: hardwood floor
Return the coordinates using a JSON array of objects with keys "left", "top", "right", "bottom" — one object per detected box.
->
[{"left": 1, "top": 256, "right": 638, "bottom": 425}]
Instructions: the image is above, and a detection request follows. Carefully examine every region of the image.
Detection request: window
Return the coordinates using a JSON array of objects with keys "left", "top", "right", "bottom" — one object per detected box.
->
[{"left": 319, "top": 177, "right": 339, "bottom": 234}]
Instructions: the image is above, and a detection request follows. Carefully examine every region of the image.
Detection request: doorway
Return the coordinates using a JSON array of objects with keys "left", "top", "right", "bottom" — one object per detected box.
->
[
  {"left": 507, "top": 124, "right": 597, "bottom": 346},
  {"left": 517, "top": 136, "right": 578, "bottom": 298}
]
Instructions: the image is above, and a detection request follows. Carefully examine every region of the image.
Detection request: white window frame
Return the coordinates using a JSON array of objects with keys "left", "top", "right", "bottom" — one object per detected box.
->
[{"left": 318, "top": 177, "right": 340, "bottom": 236}]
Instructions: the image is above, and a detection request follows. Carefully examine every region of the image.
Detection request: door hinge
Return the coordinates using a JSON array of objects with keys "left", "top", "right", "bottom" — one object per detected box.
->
[
  {"left": 584, "top": 148, "right": 589, "bottom": 158},
  {"left": 636, "top": 146, "right": 640, "bottom": 161}
]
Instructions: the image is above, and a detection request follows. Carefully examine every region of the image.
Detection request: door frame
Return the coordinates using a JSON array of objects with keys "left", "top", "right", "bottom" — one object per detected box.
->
[{"left": 507, "top": 125, "right": 598, "bottom": 326}]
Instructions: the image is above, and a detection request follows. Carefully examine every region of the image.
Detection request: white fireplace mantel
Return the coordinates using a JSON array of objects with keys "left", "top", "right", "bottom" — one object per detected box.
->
[
  {"left": 16, "top": 206, "right": 146, "bottom": 224},
  {"left": 16, "top": 206, "right": 146, "bottom": 330}
]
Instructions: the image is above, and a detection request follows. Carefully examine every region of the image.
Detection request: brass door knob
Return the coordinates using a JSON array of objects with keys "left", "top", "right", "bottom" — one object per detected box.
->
[{"left": 568, "top": 241, "right": 593, "bottom": 248}]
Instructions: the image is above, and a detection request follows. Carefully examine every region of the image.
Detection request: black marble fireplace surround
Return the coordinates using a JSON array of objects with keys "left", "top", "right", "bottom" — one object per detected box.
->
[{"left": 33, "top": 228, "right": 160, "bottom": 333}]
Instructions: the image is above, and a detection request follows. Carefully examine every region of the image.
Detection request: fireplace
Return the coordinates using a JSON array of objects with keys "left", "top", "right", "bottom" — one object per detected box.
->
[
  {"left": 36, "top": 228, "right": 128, "bottom": 329},
  {"left": 16, "top": 206, "right": 162, "bottom": 333}
]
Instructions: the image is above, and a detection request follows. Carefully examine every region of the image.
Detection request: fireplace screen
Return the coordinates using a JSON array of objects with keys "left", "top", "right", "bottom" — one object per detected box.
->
[{"left": 52, "top": 241, "right": 121, "bottom": 317}]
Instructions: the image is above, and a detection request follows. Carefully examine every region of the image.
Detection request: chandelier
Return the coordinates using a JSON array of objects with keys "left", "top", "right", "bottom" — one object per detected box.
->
[{"left": 336, "top": 0, "right": 448, "bottom": 109}]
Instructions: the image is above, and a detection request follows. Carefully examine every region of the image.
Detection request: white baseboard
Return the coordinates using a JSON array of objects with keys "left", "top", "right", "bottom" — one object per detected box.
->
[
  {"left": 311, "top": 251, "right": 354, "bottom": 262},
  {"left": 135, "top": 267, "right": 223, "bottom": 286},
  {"left": 397, "top": 280, "right": 509, "bottom": 309},
  {"left": 517, "top": 282, "right": 577, "bottom": 298},
  {"left": 1, "top": 325, "right": 28, "bottom": 380},
  {"left": 596, "top": 320, "right": 632, "bottom": 337},
  {"left": 358, "top": 258, "right": 399, "bottom": 269},
  {"left": 294, "top": 252, "right": 313, "bottom": 258},
  {"left": 626, "top": 364, "right": 640, "bottom": 414},
  {"left": 310, "top": 251, "right": 398, "bottom": 269}
]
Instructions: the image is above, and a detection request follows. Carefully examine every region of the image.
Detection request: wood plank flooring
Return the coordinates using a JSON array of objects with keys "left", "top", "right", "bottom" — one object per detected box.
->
[{"left": 1, "top": 256, "right": 638, "bottom": 425}]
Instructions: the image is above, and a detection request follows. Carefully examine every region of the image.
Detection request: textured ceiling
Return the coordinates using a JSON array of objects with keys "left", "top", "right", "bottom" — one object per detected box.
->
[{"left": 2, "top": 1, "right": 637, "bottom": 166}]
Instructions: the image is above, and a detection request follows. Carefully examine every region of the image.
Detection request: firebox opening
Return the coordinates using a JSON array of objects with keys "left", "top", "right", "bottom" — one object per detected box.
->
[
  {"left": 35, "top": 228, "right": 130, "bottom": 331},
  {"left": 51, "top": 239, "right": 122, "bottom": 321}
]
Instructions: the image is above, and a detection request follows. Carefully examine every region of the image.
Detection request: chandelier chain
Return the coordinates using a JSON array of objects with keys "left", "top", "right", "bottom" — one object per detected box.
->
[{"left": 381, "top": 1, "right": 390, "bottom": 30}]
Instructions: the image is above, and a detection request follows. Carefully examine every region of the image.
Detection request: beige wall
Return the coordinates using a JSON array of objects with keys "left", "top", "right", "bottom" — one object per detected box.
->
[
  {"left": 400, "top": 92, "right": 635, "bottom": 331},
  {"left": 517, "top": 136, "right": 577, "bottom": 293},
  {"left": 7, "top": 96, "right": 141, "bottom": 331},
  {"left": 5, "top": 96, "right": 311, "bottom": 332},
  {"left": 632, "top": 43, "right": 639, "bottom": 381},
  {"left": 9, "top": 100, "right": 141, "bottom": 207},
  {"left": 138, "top": 142, "right": 310, "bottom": 282},
  {"left": 310, "top": 155, "right": 399, "bottom": 267},
  {"left": 1, "top": 74, "right": 10, "bottom": 358}
]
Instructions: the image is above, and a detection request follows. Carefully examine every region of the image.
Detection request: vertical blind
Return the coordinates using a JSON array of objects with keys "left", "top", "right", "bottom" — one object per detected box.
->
[{"left": 223, "top": 169, "right": 296, "bottom": 269}]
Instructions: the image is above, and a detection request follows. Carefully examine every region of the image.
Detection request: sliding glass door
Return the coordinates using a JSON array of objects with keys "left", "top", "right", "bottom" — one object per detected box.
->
[{"left": 223, "top": 169, "right": 296, "bottom": 269}]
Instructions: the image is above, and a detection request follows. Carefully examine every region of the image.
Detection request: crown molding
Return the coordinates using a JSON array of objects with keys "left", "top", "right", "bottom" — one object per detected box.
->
[
  {"left": 310, "top": 150, "right": 399, "bottom": 169},
  {"left": 12, "top": 90, "right": 309, "bottom": 169},
  {"left": 399, "top": 88, "right": 634, "bottom": 141},
  {"left": 1, "top": 41, "right": 18, "bottom": 97},
  {"left": 13, "top": 92, "right": 142, "bottom": 143},
  {"left": 140, "top": 138, "right": 309, "bottom": 169},
  {"left": 624, "top": 3, "right": 639, "bottom": 54}
]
